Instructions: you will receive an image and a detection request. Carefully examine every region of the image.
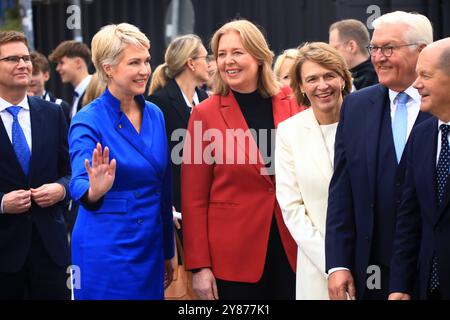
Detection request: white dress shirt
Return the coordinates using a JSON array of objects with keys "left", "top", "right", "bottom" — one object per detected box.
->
[
  {"left": 181, "top": 89, "right": 199, "bottom": 111},
  {"left": 437, "top": 120, "right": 450, "bottom": 164},
  {"left": 71, "top": 75, "right": 92, "bottom": 118}
]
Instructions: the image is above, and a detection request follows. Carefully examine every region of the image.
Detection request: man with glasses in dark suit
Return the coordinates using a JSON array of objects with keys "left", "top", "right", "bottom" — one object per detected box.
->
[{"left": 0, "top": 30, "right": 70, "bottom": 300}]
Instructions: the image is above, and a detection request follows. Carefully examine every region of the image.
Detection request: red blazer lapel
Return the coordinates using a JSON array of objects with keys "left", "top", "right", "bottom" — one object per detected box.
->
[{"left": 219, "top": 91, "right": 272, "bottom": 185}]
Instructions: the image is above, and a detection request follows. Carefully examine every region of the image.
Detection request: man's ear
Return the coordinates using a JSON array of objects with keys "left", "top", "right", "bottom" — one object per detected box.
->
[
  {"left": 43, "top": 72, "right": 50, "bottom": 82},
  {"left": 348, "top": 40, "right": 357, "bottom": 54},
  {"left": 417, "top": 43, "right": 427, "bottom": 53},
  {"left": 75, "top": 57, "right": 85, "bottom": 69}
]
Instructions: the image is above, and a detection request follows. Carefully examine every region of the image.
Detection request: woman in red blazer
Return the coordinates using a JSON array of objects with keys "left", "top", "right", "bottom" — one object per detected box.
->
[{"left": 181, "top": 19, "right": 300, "bottom": 300}]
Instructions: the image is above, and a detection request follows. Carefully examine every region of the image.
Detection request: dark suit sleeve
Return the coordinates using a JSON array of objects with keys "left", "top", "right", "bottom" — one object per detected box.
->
[
  {"left": 326, "top": 99, "right": 356, "bottom": 272},
  {"left": 55, "top": 105, "right": 71, "bottom": 205},
  {"left": 389, "top": 130, "right": 422, "bottom": 294},
  {"left": 60, "top": 100, "right": 72, "bottom": 127}
]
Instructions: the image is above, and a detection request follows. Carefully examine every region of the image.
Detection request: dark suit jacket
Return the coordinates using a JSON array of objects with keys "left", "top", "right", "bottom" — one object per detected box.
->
[
  {"left": 0, "top": 97, "right": 71, "bottom": 273},
  {"left": 44, "top": 91, "right": 71, "bottom": 126},
  {"left": 148, "top": 79, "right": 209, "bottom": 211},
  {"left": 390, "top": 116, "right": 450, "bottom": 299},
  {"left": 325, "top": 84, "right": 430, "bottom": 298}
]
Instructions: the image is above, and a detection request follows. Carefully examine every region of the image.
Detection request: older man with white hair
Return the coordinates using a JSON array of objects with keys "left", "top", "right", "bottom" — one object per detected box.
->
[{"left": 326, "top": 11, "right": 433, "bottom": 300}]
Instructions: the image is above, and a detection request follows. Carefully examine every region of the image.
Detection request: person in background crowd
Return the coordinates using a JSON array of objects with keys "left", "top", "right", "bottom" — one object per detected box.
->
[
  {"left": 49, "top": 40, "right": 92, "bottom": 120},
  {"left": 49, "top": 40, "right": 93, "bottom": 235},
  {"left": 148, "top": 34, "right": 209, "bottom": 218},
  {"left": 68, "top": 23, "right": 174, "bottom": 299},
  {"left": 0, "top": 30, "right": 71, "bottom": 300},
  {"left": 329, "top": 19, "right": 378, "bottom": 90},
  {"left": 182, "top": 19, "right": 298, "bottom": 300},
  {"left": 28, "top": 51, "right": 71, "bottom": 125},
  {"left": 276, "top": 42, "right": 352, "bottom": 299},
  {"left": 273, "top": 48, "right": 298, "bottom": 87}
]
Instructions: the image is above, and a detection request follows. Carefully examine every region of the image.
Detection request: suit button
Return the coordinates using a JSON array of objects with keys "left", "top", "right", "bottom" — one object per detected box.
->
[
  {"left": 370, "top": 203, "right": 375, "bottom": 209},
  {"left": 396, "top": 200, "right": 401, "bottom": 205},
  {"left": 118, "top": 124, "right": 122, "bottom": 129},
  {"left": 27, "top": 214, "right": 32, "bottom": 221},
  {"left": 137, "top": 219, "right": 143, "bottom": 225},
  {"left": 365, "top": 236, "right": 370, "bottom": 242},
  {"left": 395, "top": 182, "right": 401, "bottom": 187},
  {"left": 268, "top": 188, "right": 275, "bottom": 194},
  {"left": 134, "top": 191, "right": 140, "bottom": 198}
]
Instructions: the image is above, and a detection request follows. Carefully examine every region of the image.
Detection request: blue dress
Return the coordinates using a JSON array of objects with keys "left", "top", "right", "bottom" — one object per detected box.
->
[{"left": 69, "top": 88, "right": 174, "bottom": 300}]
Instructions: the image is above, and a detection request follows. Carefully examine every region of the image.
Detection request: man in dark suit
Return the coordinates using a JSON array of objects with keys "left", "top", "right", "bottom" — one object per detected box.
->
[
  {"left": 326, "top": 11, "right": 433, "bottom": 300},
  {"left": 0, "top": 31, "right": 71, "bottom": 299},
  {"left": 389, "top": 38, "right": 450, "bottom": 300},
  {"left": 148, "top": 79, "right": 208, "bottom": 213}
]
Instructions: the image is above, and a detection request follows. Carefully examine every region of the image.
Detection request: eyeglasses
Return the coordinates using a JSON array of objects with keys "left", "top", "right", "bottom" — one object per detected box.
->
[
  {"left": 192, "top": 55, "right": 210, "bottom": 62},
  {"left": 366, "top": 44, "right": 417, "bottom": 57},
  {"left": 0, "top": 55, "right": 32, "bottom": 64}
]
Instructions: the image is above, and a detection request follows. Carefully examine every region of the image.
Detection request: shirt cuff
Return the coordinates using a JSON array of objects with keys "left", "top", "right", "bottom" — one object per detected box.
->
[
  {"left": 0, "top": 197, "right": 4, "bottom": 214},
  {"left": 327, "top": 267, "right": 350, "bottom": 279},
  {"left": 59, "top": 184, "right": 67, "bottom": 202}
]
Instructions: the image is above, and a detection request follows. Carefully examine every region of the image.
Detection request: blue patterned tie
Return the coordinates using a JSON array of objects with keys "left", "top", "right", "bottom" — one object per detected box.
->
[
  {"left": 430, "top": 124, "right": 450, "bottom": 292},
  {"left": 392, "top": 92, "right": 409, "bottom": 163},
  {"left": 6, "top": 106, "right": 30, "bottom": 176}
]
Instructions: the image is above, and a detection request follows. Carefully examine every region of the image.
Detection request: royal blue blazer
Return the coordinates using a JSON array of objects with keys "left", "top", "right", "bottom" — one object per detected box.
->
[{"left": 69, "top": 88, "right": 174, "bottom": 300}]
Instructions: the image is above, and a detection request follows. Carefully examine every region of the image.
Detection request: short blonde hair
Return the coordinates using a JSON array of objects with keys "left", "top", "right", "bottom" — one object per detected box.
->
[
  {"left": 290, "top": 42, "right": 352, "bottom": 106},
  {"left": 210, "top": 19, "right": 279, "bottom": 98},
  {"left": 91, "top": 23, "right": 150, "bottom": 84},
  {"left": 372, "top": 11, "right": 433, "bottom": 46},
  {"left": 148, "top": 34, "right": 203, "bottom": 94},
  {"left": 273, "top": 48, "right": 298, "bottom": 83}
]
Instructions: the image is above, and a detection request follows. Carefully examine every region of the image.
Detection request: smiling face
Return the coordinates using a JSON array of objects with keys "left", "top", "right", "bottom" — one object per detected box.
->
[
  {"left": 217, "top": 31, "right": 260, "bottom": 93},
  {"left": 55, "top": 56, "right": 81, "bottom": 85},
  {"left": 413, "top": 47, "right": 450, "bottom": 120},
  {"left": 371, "top": 23, "right": 421, "bottom": 92},
  {"left": 300, "top": 60, "right": 344, "bottom": 116},
  {"left": 0, "top": 41, "right": 32, "bottom": 92},
  {"left": 107, "top": 44, "right": 151, "bottom": 98}
]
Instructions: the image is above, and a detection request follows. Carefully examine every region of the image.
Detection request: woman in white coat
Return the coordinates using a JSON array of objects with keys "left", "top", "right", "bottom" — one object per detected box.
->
[{"left": 275, "top": 42, "right": 352, "bottom": 299}]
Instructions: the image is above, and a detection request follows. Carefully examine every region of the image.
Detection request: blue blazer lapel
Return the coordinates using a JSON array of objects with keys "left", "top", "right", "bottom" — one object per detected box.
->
[
  {"left": 365, "top": 85, "right": 389, "bottom": 202},
  {"left": 112, "top": 97, "right": 164, "bottom": 179}
]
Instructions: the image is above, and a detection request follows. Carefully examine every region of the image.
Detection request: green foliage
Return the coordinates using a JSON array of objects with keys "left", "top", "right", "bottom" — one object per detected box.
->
[{"left": 0, "top": 7, "right": 22, "bottom": 32}]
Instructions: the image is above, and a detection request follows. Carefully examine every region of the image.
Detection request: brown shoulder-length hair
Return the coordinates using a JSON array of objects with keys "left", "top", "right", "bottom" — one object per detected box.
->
[
  {"left": 290, "top": 42, "right": 352, "bottom": 106},
  {"left": 210, "top": 19, "right": 279, "bottom": 98}
]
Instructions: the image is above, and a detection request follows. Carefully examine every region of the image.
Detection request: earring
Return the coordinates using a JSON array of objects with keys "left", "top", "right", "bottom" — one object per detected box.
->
[
  {"left": 342, "top": 85, "right": 345, "bottom": 91},
  {"left": 302, "top": 92, "right": 306, "bottom": 99}
]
